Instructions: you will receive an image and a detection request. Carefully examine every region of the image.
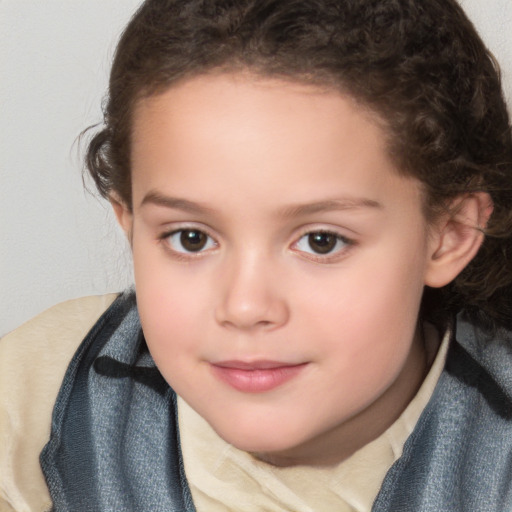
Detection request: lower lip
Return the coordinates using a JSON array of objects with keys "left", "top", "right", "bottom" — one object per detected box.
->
[{"left": 210, "top": 363, "right": 307, "bottom": 393}]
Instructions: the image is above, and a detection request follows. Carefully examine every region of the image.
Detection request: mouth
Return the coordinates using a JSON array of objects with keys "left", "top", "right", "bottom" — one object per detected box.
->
[{"left": 210, "top": 360, "right": 308, "bottom": 393}]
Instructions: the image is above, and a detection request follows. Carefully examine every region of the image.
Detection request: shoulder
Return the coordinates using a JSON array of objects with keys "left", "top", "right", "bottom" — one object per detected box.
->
[
  {"left": 453, "top": 316, "right": 512, "bottom": 396},
  {"left": 374, "top": 320, "right": 512, "bottom": 510},
  {"left": 0, "top": 294, "right": 118, "bottom": 512},
  {"left": 0, "top": 294, "right": 120, "bottom": 396},
  {"left": 3, "top": 293, "right": 120, "bottom": 343}
]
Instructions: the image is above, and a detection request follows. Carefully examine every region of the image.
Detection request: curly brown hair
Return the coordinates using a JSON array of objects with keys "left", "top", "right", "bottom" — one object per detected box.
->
[{"left": 85, "top": 0, "right": 512, "bottom": 331}]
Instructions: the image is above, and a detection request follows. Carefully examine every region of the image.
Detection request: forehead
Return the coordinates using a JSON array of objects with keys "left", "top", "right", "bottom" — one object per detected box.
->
[
  {"left": 131, "top": 72, "right": 384, "bottom": 150},
  {"left": 129, "top": 73, "right": 422, "bottom": 217}
]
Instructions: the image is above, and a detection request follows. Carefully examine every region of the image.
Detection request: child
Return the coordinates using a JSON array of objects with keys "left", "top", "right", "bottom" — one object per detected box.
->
[{"left": 1, "top": 0, "right": 512, "bottom": 510}]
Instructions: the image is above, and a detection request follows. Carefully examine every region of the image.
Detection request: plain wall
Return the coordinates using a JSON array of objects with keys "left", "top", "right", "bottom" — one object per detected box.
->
[{"left": 1, "top": 0, "right": 511, "bottom": 336}]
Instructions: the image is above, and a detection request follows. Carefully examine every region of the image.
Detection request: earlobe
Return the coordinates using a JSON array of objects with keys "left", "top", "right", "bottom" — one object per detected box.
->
[
  {"left": 424, "top": 192, "right": 493, "bottom": 288},
  {"left": 110, "top": 194, "right": 133, "bottom": 239}
]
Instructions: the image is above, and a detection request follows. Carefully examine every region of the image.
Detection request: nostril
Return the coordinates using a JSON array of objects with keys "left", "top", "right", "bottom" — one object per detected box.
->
[
  {"left": 214, "top": 265, "right": 290, "bottom": 330},
  {"left": 215, "top": 300, "right": 289, "bottom": 331}
]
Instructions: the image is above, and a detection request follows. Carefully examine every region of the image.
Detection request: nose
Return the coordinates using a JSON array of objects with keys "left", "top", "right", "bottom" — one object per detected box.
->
[{"left": 214, "top": 252, "right": 290, "bottom": 331}]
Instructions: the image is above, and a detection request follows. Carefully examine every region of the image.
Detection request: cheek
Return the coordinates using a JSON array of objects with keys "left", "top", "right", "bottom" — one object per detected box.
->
[
  {"left": 297, "top": 251, "right": 425, "bottom": 332},
  {"left": 294, "top": 242, "right": 427, "bottom": 374},
  {"left": 134, "top": 264, "right": 210, "bottom": 397},
  {"left": 131, "top": 240, "right": 211, "bottom": 363}
]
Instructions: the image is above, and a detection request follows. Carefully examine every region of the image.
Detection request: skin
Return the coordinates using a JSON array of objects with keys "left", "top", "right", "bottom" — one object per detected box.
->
[{"left": 113, "top": 73, "right": 488, "bottom": 467}]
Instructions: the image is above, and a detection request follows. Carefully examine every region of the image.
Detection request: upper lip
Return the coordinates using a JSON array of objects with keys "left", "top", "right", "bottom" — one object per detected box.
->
[{"left": 212, "top": 360, "right": 305, "bottom": 370}]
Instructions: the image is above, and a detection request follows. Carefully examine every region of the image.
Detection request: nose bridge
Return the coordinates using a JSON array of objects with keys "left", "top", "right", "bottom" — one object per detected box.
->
[{"left": 215, "top": 244, "right": 289, "bottom": 330}]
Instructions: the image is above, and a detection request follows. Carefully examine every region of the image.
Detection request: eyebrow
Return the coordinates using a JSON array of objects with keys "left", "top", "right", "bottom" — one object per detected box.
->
[
  {"left": 141, "top": 191, "right": 214, "bottom": 214},
  {"left": 140, "top": 191, "right": 382, "bottom": 217},
  {"left": 280, "top": 198, "right": 383, "bottom": 217}
]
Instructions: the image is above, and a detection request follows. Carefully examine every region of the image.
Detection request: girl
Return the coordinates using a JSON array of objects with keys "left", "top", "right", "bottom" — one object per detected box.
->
[{"left": 1, "top": 0, "right": 512, "bottom": 510}]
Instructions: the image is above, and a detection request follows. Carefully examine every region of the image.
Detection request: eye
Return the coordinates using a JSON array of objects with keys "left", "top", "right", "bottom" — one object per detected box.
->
[
  {"left": 165, "top": 229, "right": 216, "bottom": 254},
  {"left": 294, "top": 231, "right": 350, "bottom": 256}
]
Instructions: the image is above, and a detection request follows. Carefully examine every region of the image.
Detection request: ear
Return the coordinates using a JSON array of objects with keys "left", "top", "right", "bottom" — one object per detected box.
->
[
  {"left": 424, "top": 192, "right": 493, "bottom": 288},
  {"left": 110, "top": 194, "right": 133, "bottom": 240}
]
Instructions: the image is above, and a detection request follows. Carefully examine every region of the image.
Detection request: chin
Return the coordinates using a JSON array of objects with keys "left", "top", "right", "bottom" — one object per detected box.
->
[
  {"left": 229, "top": 435, "right": 312, "bottom": 467},
  {"left": 213, "top": 419, "right": 306, "bottom": 456},
  {"left": 221, "top": 429, "right": 286, "bottom": 452}
]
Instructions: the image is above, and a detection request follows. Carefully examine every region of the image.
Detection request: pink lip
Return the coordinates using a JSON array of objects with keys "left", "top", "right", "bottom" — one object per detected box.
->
[{"left": 210, "top": 360, "right": 308, "bottom": 393}]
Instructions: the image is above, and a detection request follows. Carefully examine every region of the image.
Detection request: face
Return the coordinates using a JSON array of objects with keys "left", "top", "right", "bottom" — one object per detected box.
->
[{"left": 120, "top": 73, "right": 441, "bottom": 466}]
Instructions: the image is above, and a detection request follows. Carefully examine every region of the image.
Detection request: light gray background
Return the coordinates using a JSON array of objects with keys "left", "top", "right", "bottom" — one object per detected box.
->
[{"left": 1, "top": 0, "right": 511, "bottom": 336}]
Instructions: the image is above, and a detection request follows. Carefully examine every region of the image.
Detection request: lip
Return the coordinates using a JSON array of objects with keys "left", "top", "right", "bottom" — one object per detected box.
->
[{"left": 210, "top": 360, "right": 308, "bottom": 393}]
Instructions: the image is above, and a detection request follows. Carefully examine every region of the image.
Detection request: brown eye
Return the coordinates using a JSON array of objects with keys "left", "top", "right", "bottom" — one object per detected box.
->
[
  {"left": 307, "top": 232, "right": 338, "bottom": 254},
  {"left": 165, "top": 229, "right": 216, "bottom": 254},
  {"left": 180, "top": 230, "right": 207, "bottom": 252},
  {"left": 294, "top": 230, "right": 350, "bottom": 258}
]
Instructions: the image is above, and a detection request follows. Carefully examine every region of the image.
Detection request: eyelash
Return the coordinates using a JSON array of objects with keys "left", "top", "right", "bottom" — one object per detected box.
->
[
  {"left": 291, "top": 230, "right": 354, "bottom": 263},
  {"left": 158, "top": 227, "right": 355, "bottom": 262},
  {"left": 158, "top": 227, "right": 218, "bottom": 260}
]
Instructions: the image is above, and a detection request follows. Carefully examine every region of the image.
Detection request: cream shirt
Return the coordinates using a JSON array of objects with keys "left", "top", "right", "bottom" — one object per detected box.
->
[{"left": 0, "top": 294, "right": 118, "bottom": 512}]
